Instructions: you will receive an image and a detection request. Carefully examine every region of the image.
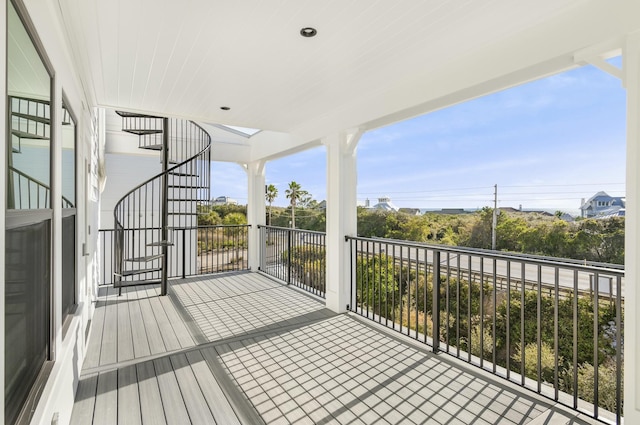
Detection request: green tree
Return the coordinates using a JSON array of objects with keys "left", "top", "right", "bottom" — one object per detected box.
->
[
  {"left": 265, "top": 184, "right": 278, "bottom": 225},
  {"left": 496, "top": 214, "right": 528, "bottom": 252},
  {"left": 209, "top": 203, "right": 247, "bottom": 219},
  {"left": 222, "top": 212, "right": 247, "bottom": 225},
  {"left": 285, "top": 181, "right": 308, "bottom": 228},
  {"left": 198, "top": 210, "right": 222, "bottom": 226},
  {"left": 465, "top": 207, "right": 494, "bottom": 249}
]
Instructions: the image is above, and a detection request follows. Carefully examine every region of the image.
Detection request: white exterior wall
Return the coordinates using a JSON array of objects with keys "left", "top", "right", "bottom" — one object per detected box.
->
[{"left": 100, "top": 153, "right": 163, "bottom": 229}]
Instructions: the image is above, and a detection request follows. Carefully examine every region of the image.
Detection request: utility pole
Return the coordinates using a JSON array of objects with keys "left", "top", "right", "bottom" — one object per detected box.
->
[{"left": 492, "top": 184, "right": 498, "bottom": 250}]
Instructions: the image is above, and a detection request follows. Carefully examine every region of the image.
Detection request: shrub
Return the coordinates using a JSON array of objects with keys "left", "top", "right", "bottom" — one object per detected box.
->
[
  {"left": 513, "top": 342, "right": 561, "bottom": 384},
  {"left": 563, "top": 359, "right": 622, "bottom": 413}
]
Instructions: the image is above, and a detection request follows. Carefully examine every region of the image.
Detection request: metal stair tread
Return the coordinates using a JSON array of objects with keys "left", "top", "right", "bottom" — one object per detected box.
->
[
  {"left": 168, "top": 185, "right": 207, "bottom": 189},
  {"left": 124, "top": 254, "right": 164, "bottom": 262},
  {"left": 114, "top": 279, "right": 162, "bottom": 288},
  {"left": 169, "top": 171, "right": 199, "bottom": 177},
  {"left": 12, "top": 111, "right": 51, "bottom": 124},
  {"left": 11, "top": 130, "right": 49, "bottom": 140},
  {"left": 146, "top": 241, "right": 174, "bottom": 247},
  {"left": 115, "top": 267, "right": 162, "bottom": 277},
  {"left": 168, "top": 212, "right": 198, "bottom": 215},
  {"left": 115, "top": 111, "right": 162, "bottom": 119},
  {"left": 124, "top": 129, "right": 163, "bottom": 136},
  {"left": 139, "top": 143, "right": 163, "bottom": 150}
]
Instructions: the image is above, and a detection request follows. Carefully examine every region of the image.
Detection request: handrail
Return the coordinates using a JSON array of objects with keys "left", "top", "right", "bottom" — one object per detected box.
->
[
  {"left": 258, "top": 225, "right": 326, "bottom": 298},
  {"left": 112, "top": 124, "right": 211, "bottom": 228},
  {"left": 9, "top": 94, "right": 51, "bottom": 105},
  {"left": 257, "top": 224, "right": 326, "bottom": 236},
  {"left": 349, "top": 235, "right": 625, "bottom": 273},
  {"left": 99, "top": 224, "right": 249, "bottom": 285},
  {"left": 9, "top": 165, "right": 73, "bottom": 208}
]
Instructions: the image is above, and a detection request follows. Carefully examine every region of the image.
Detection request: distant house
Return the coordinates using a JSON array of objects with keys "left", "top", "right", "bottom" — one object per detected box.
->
[
  {"left": 399, "top": 208, "right": 421, "bottom": 216},
  {"left": 558, "top": 212, "right": 575, "bottom": 222},
  {"left": 580, "top": 191, "right": 625, "bottom": 218},
  {"left": 372, "top": 197, "right": 399, "bottom": 212},
  {"left": 438, "top": 208, "right": 467, "bottom": 215},
  {"left": 527, "top": 210, "right": 554, "bottom": 217},
  {"left": 212, "top": 196, "right": 238, "bottom": 206},
  {"left": 498, "top": 207, "right": 521, "bottom": 214}
]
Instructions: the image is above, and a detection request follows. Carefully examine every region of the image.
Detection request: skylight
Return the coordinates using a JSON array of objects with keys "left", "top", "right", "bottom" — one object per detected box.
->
[{"left": 220, "top": 125, "right": 261, "bottom": 137}]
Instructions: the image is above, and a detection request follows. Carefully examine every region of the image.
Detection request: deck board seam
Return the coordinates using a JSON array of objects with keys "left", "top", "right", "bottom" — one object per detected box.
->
[
  {"left": 172, "top": 286, "right": 285, "bottom": 307},
  {"left": 79, "top": 309, "right": 336, "bottom": 377}
]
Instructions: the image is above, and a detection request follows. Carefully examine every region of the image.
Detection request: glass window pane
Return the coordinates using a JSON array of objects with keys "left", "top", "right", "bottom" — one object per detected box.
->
[
  {"left": 7, "top": 2, "right": 51, "bottom": 210},
  {"left": 61, "top": 103, "right": 75, "bottom": 207}
]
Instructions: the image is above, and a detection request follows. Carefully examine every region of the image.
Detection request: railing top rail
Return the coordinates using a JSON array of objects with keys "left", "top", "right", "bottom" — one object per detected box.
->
[
  {"left": 99, "top": 224, "right": 251, "bottom": 233},
  {"left": 258, "top": 224, "right": 327, "bottom": 236},
  {"left": 99, "top": 227, "right": 161, "bottom": 232},
  {"left": 173, "top": 224, "right": 251, "bottom": 230},
  {"left": 346, "top": 235, "right": 625, "bottom": 275},
  {"left": 9, "top": 165, "right": 74, "bottom": 208},
  {"left": 9, "top": 94, "right": 51, "bottom": 105}
]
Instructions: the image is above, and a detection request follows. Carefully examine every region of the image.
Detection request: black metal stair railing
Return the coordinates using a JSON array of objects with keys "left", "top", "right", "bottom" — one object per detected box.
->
[
  {"left": 8, "top": 166, "right": 73, "bottom": 209},
  {"left": 9, "top": 95, "right": 51, "bottom": 154},
  {"left": 113, "top": 115, "right": 211, "bottom": 295},
  {"left": 7, "top": 95, "right": 77, "bottom": 210}
]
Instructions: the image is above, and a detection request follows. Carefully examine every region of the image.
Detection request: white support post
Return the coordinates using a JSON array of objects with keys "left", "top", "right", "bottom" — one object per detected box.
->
[
  {"left": 624, "top": 31, "right": 640, "bottom": 422},
  {"left": 245, "top": 160, "right": 266, "bottom": 272},
  {"left": 324, "top": 130, "right": 362, "bottom": 313}
]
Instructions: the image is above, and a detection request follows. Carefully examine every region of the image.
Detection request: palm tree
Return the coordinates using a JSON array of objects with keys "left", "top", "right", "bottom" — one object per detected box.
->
[
  {"left": 265, "top": 184, "right": 278, "bottom": 225},
  {"left": 285, "top": 181, "right": 308, "bottom": 228}
]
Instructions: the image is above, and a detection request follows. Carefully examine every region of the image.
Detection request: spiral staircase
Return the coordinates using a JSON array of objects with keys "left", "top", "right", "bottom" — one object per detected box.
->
[{"left": 113, "top": 113, "right": 211, "bottom": 295}]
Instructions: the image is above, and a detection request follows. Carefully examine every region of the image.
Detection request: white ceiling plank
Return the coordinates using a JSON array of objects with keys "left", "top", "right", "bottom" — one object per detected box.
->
[{"left": 55, "top": 0, "right": 639, "bottom": 141}]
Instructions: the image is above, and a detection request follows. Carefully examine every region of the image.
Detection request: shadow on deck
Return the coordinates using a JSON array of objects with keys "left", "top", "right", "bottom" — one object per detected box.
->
[{"left": 71, "top": 272, "right": 599, "bottom": 424}]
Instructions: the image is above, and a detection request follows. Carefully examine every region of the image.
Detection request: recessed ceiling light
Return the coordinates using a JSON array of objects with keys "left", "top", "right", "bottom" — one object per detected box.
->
[
  {"left": 300, "top": 27, "right": 317, "bottom": 38},
  {"left": 220, "top": 106, "right": 230, "bottom": 111}
]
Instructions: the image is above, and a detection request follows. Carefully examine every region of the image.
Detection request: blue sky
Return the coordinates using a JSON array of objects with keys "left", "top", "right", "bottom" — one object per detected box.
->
[{"left": 212, "top": 59, "right": 626, "bottom": 215}]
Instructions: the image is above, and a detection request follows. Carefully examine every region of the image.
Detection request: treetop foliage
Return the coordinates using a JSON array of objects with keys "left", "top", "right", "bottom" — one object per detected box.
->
[{"left": 355, "top": 207, "right": 624, "bottom": 264}]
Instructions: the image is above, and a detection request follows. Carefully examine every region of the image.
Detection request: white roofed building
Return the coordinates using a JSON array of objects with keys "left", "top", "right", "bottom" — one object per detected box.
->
[{"left": 372, "top": 196, "right": 399, "bottom": 212}]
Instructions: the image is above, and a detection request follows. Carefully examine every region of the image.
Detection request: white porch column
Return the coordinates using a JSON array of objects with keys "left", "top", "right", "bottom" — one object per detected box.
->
[
  {"left": 324, "top": 130, "right": 362, "bottom": 313},
  {"left": 245, "top": 160, "right": 266, "bottom": 272},
  {"left": 625, "top": 31, "right": 640, "bottom": 422}
]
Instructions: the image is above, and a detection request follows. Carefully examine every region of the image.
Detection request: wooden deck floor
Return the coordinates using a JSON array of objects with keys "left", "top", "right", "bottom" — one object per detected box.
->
[{"left": 72, "top": 272, "right": 599, "bottom": 425}]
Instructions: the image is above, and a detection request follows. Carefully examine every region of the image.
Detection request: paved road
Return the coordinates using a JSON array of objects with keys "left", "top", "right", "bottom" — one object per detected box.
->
[{"left": 353, "top": 240, "right": 624, "bottom": 299}]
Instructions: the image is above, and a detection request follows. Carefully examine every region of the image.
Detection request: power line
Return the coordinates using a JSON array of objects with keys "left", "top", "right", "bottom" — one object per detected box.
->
[
  {"left": 357, "top": 183, "right": 625, "bottom": 196},
  {"left": 501, "top": 182, "right": 624, "bottom": 188}
]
